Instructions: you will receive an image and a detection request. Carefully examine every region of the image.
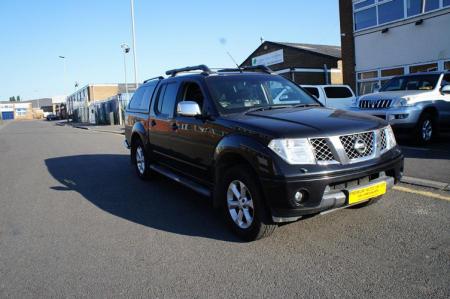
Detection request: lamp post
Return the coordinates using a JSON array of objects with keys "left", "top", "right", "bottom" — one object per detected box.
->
[
  {"left": 58, "top": 55, "right": 68, "bottom": 118},
  {"left": 130, "top": 0, "right": 138, "bottom": 88}
]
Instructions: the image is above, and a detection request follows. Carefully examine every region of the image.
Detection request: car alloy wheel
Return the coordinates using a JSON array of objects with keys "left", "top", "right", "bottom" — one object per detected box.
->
[
  {"left": 226, "top": 180, "right": 254, "bottom": 229},
  {"left": 421, "top": 119, "right": 433, "bottom": 142},
  {"left": 136, "top": 146, "right": 146, "bottom": 175}
]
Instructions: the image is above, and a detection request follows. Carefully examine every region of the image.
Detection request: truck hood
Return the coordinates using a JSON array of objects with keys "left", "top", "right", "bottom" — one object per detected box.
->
[{"left": 224, "top": 107, "right": 386, "bottom": 139}]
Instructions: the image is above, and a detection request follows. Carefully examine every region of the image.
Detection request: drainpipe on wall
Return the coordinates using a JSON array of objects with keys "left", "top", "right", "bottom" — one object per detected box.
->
[{"left": 324, "top": 64, "right": 329, "bottom": 85}]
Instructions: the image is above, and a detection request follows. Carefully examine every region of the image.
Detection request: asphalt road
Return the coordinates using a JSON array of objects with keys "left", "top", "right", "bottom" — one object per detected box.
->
[
  {"left": 399, "top": 135, "right": 450, "bottom": 184},
  {"left": 0, "top": 121, "right": 449, "bottom": 298}
]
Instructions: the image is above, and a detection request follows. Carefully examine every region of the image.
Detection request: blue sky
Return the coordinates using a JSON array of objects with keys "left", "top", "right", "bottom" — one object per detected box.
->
[{"left": 0, "top": 0, "right": 340, "bottom": 100}]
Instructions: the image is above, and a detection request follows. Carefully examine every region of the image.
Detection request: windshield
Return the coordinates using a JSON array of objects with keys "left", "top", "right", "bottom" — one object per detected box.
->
[
  {"left": 380, "top": 74, "right": 440, "bottom": 92},
  {"left": 205, "top": 75, "right": 319, "bottom": 113}
]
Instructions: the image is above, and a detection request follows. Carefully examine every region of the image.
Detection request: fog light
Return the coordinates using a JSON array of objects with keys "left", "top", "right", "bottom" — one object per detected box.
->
[
  {"left": 394, "top": 114, "right": 408, "bottom": 119},
  {"left": 291, "top": 190, "right": 307, "bottom": 207}
]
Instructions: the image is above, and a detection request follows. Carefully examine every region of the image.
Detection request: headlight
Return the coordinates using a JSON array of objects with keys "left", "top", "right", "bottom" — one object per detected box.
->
[
  {"left": 384, "top": 125, "right": 397, "bottom": 150},
  {"left": 397, "top": 97, "right": 413, "bottom": 107},
  {"left": 268, "top": 138, "right": 316, "bottom": 164},
  {"left": 351, "top": 97, "right": 359, "bottom": 107}
]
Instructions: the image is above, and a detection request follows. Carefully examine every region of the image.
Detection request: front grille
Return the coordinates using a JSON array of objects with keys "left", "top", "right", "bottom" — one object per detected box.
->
[
  {"left": 339, "top": 131, "right": 375, "bottom": 160},
  {"left": 359, "top": 99, "right": 392, "bottom": 109},
  {"left": 379, "top": 129, "right": 387, "bottom": 151},
  {"left": 307, "top": 128, "right": 390, "bottom": 165},
  {"left": 310, "top": 138, "right": 335, "bottom": 162}
]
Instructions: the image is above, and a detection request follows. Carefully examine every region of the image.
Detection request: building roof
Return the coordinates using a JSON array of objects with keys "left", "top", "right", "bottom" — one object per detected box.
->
[{"left": 269, "top": 41, "right": 342, "bottom": 59}]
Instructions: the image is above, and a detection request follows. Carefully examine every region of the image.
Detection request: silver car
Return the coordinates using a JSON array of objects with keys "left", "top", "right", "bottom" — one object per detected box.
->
[{"left": 351, "top": 71, "right": 450, "bottom": 144}]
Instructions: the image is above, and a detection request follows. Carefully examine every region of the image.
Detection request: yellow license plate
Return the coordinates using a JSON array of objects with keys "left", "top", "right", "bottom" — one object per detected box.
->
[{"left": 348, "top": 181, "right": 387, "bottom": 205}]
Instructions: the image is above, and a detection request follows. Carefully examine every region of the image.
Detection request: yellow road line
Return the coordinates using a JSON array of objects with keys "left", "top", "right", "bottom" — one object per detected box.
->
[{"left": 393, "top": 185, "right": 450, "bottom": 202}]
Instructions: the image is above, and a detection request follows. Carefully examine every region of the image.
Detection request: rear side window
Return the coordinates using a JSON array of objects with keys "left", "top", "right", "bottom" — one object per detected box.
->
[
  {"left": 442, "top": 74, "right": 450, "bottom": 86},
  {"left": 128, "top": 87, "right": 146, "bottom": 110},
  {"left": 156, "top": 82, "right": 179, "bottom": 117},
  {"left": 140, "top": 82, "right": 158, "bottom": 111},
  {"left": 324, "top": 87, "right": 353, "bottom": 98},
  {"left": 304, "top": 87, "right": 319, "bottom": 98}
]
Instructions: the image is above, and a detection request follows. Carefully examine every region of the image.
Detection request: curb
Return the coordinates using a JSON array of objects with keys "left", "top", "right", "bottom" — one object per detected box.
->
[
  {"left": 400, "top": 176, "right": 450, "bottom": 191},
  {"left": 89, "top": 129, "right": 124, "bottom": 136},
  {"left": 60, "top": 122, "right": 124, "bottom": 135}
]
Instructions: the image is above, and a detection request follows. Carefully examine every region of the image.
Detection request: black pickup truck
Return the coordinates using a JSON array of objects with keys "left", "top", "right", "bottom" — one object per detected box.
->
[{"left": 124, "top": 65, "right": 404, "bottom": 241}]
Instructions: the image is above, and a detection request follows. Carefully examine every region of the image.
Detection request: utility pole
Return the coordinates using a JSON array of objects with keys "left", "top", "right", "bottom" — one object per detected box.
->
[{"left": 130, "top": 0, "right": 138, "bottom": 88}]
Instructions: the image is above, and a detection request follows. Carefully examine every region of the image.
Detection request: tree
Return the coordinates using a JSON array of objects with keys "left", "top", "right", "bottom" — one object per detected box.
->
[
  {"left": 9, "top": 96, "right": 16, "bottom": 102},
  {"left": 16, "top": 96, "right": 21, "bottom": 101}
]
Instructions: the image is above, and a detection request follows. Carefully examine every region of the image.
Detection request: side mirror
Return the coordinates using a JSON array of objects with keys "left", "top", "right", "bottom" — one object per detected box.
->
[
  {"left": 441, "top": 85, "right": 450, "bottom": 94},
  {"left": 177, "top": 101, "right": 201, "bottom": 117}
]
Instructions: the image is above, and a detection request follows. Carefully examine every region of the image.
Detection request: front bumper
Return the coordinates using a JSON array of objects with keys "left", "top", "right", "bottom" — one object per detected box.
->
[
  {"left": 261, "top": 154, "right": 404, "bottom": 222},
  {"left": 348, "top": 106, "right": 421, "bottom": 128}
]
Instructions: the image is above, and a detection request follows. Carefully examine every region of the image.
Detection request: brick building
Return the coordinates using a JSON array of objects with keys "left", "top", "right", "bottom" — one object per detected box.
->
[
  {"left": 67, "top": 83, "right": 136, "bottom": 122},
  {"left": 339, "top": 0, "right": 450, "bottom": 95},
  {"left": 241, "top": 41, "right": 343, "bottom": 85}
]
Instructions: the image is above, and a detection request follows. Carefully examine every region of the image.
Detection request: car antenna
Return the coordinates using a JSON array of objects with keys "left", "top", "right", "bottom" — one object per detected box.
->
[{"left": 219, "top": 38, "right": 240, "bottom": 68}]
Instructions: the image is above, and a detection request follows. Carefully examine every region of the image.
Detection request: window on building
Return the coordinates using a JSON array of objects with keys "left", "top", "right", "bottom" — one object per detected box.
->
[
  {"left": 354, "top": 0, "right": 375, "bottom": 10},
  {"left": 354, "top": 7, "right": 377, "bottom": 30},
  {"left": 409, "top": 63, "right": 438, "bottom": 73},
  {"left": 444, "top": 61, "right": 450, "bottom": 71},
  {"left": 303, "top": 87, "right": 320, "bottom": 98},
  {"left": 381, "top": 67, "right": 405, "bottom": 78},
  {"left": 445, "top": 0, "right": 450, "bottom": 7},
  {"left": 378, "top": 0, "right": 405, "bottom": 24},
  {"left": 407, "top": 0, "right": 424, "bottom": 17},
  {"left": 425, "top": 0, "right": 440, "bottom": 11},
  {"left": 324, "top": 87, "right": 354, "bottom": 98},
  {"left": 358, "top": 71, "right": 378, "bottom": 80}
]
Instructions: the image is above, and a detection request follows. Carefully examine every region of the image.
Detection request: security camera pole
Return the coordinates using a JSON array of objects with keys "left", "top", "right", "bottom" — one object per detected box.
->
[{"left": 120, "top": 44, "right": 131, "bottom": 126}]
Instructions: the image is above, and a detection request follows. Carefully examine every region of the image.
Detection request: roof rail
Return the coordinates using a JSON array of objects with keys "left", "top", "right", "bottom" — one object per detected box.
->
[
  {"left": 165, "top": 65, "right": 212, "bottom": 77},
  {"left": 217, "top": 65, "right": 274, "bottom": 74},
  {"left": 143, "top": 76, "right": 164, "bottom": 83}
]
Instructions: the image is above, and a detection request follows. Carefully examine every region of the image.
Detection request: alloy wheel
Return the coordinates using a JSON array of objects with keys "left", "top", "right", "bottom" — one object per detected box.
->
[
  {"left": 136, "top": 146, "right": 146, "bottom": 175},
  {"left": 227, "top": 180, "right": 254, "bottom": 229},
  {"left": 421, "top": 119, "right": 432, "bottom": 141}
]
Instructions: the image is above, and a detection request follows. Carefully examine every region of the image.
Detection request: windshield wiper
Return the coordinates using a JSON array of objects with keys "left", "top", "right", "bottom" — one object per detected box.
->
[
  {"left": 245, "top": 105, "right": 292, "bottom": 114},
  {"left": 292, "top": 103, "right": 321, "bottom": 108}
]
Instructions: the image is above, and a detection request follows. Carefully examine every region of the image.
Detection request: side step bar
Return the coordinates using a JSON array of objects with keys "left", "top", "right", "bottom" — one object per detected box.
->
[{"left": 149, "top": 164, "right": 211, "bottom": 197}]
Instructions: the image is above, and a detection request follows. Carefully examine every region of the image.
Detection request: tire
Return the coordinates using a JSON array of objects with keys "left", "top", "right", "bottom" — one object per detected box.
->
[
  {"left": 415, "top": 113, "right": 435, "bottom": 145},
  {"left": 132, "top": 138, "right": 152, "bottom": 180},
  {"left": 348, "top": 196, "right": 382, "bottom": 209},
  {"left": 219, "top": 165, "right": 277, "bottom": 241}
]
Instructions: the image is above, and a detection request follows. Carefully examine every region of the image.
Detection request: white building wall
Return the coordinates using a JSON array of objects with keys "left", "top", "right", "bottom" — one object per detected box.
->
[{"left": 355, "top": 11, "right": 450, "bottom": 72}]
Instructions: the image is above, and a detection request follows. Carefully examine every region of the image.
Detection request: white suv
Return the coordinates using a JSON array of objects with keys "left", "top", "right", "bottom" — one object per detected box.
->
[
  {"left": 301, "top": 85, "right": 356, "bottom": 110},
  {"left": 352, "top": 72, "right": 450, "bottom": 144}
]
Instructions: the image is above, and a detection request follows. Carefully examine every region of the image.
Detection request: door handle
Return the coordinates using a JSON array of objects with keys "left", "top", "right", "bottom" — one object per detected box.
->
[
  {"left": 171, "top": 123, "right": 178, "bottom": 131},
  {"left": 150, "top": 120, "right": 156, "bottom": 127}
]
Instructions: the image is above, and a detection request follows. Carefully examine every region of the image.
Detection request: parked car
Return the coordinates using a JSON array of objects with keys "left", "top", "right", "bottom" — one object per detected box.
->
[
  {"left": 124, "top": 65, "right": 403, "bottom": 241},
  {"left": 46, "top": 114, "right": 59, "bottom": 121},
  {"left": 301, "top": 85, "right": 356, "bottom": 109},
  {"left": 352, "top": 71, "right": 450, "bottom": 144}
]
